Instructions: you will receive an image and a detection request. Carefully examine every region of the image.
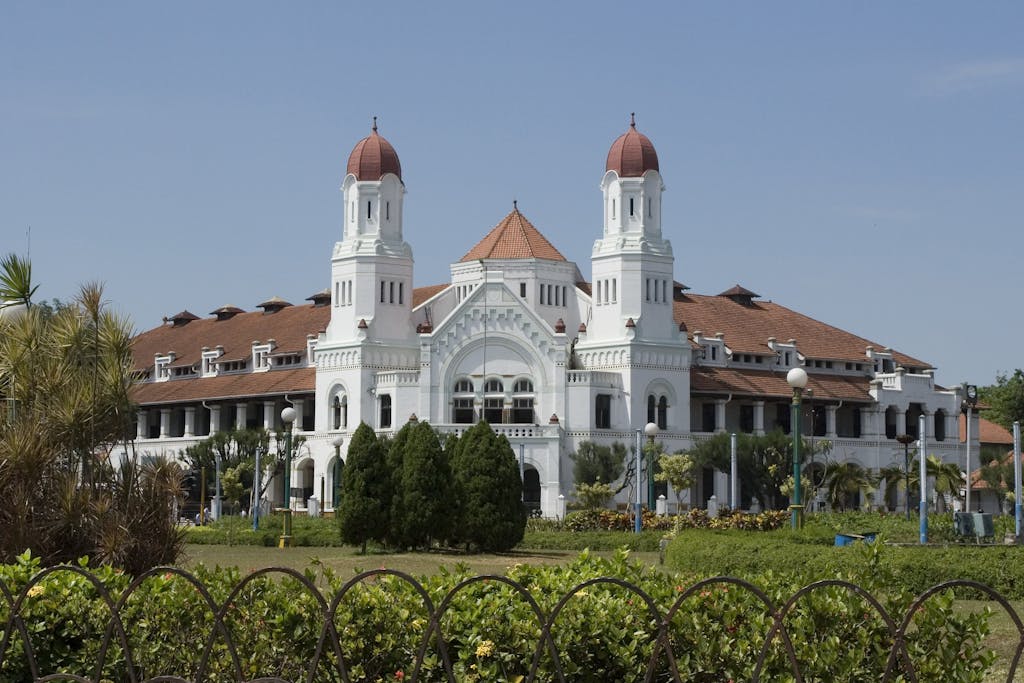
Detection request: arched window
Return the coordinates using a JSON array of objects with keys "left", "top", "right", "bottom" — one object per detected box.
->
[
  {"left": 647, "top": 394, "right": 656, "bottom": 424},
  {"left": 657, "top": 396, "right": 668, "bottom": 430},
  {"left": 483, "top": 378, "right": 504, "bottom": 424},
  {"left": 331, "top": 392, "right": 348, "bottom": 430},
  {"left": 512, "top": 378, "right": 535, "bottom": 424},
  {"left": 934, "top": 409, "right": 947, "bottom": 442},
  {"left": 452, "top": 378, "right": 475, "bottom": 424},
  {"left": 379, "top": 394, "right": 392, "bottom": 429}
]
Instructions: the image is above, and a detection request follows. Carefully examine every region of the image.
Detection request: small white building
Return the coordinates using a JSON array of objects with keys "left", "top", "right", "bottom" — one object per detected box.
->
[{"left": 126, "top": 118, "right": 975, "bottom": 516}]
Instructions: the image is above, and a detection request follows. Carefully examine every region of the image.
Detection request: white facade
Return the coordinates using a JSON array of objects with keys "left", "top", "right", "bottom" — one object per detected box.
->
[{"left": 125, "top": 123, "right": 975, "bottom": 517}]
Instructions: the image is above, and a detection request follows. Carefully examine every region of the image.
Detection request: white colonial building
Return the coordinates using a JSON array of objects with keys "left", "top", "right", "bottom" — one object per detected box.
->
[{"left": 125, "top": 118, "right": 976, "bottom": 517}]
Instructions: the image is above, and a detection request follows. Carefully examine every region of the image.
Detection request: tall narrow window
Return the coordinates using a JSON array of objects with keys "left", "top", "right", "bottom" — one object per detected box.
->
[
  {"left": 347, "top": 280, "right": 352, "bottom": 305},
  {"left": 647, "top": 395, "right": 656, "bottom": 424},
  {"left": 657, "top": 396, "right": 668, "bottom": 430},
  {"left": 367, "top": 201, "right": 372, "bottom": 220},
  {"left": 379, "top": 395, "right": 392, "bottom": 429},
  {"left": 646, "top": 279, "right": 651, "bottom": 302},
  {"left": 595, "top": 281, "right": 601, "bottom": 305},
  {"left": 386, "top": 201, "right": 390, "bottom": 221},
  {"left": 380, "top": 281, "right": 386, "bottom": 303},
  {"left": 399, "top": 282, "right": 404, "bottom": 305},
  {"left": 389, "top": 281, "right": 395, "bottom": 304},
  {"left": 520, "top": 282, "right": 527, "bottom": 298},
  {"left": 662, "top": 280, "right": 667, "bottom": 303},
  {"left": 648, "top": 198, "right": 652, "bottom": 217},
  {"left": 350, "top": 202, "right": 354, "bottom": 222},
  {"left": 604, "top": 280, "right": 609, "bottom": 304},
  {"left": 629, "top": 197, "right": 634, "bottom": 216},
  {"left": 334, "top": 282, "right": 339, "bottom": 307},
  {"left": 611, "top": 198, "right": 616, "bottom": 219},
  {"left": 595, "top": 394, "right": 611, "bottom": 429},
  {"left": 562, "top": 285, "right": 568, "bottom": 306}
]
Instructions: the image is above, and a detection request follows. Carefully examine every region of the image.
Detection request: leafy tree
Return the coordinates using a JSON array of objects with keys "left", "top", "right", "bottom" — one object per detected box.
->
[
  {"left": 574, "top": 481, "right": 614, "bottom": 509},
  {"left": 395, "top": 421, "right": 452, "bottom": 549},
  {"left": 978, "top": 455, "right": 1013, "bottom": 510},
  {"left": 450, "top": 421, "right": 525, "bottom": 552},
  {"left": 337, "top": 422, "right": 389, "bottom": 553},
  {"left": 570, "top": 441, "right": 628, "bottom": 488},
  {"left": 655, "top": 452, "right": 696, "bottom": 508},
  {"left": 927, "top": 455, "right": 964, "bottom": 509},
  {"left": 0, "top": 258, "right": 183, "bottom": 573},
  {"left": 183, "top": 428, "right": 288, "bottom": 510},
  {"left": 978, "top": 370, "right": 1024, "bottom": 431},
  {"left": 220, "top": 464, "right": 250, "bottom": 513}
]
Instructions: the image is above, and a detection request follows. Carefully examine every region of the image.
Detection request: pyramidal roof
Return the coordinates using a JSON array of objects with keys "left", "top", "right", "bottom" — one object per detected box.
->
[{"left": 460, "top": 204, "right": 566, "bottom": 262}]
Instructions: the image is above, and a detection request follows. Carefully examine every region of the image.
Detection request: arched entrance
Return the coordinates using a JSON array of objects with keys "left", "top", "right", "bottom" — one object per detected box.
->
[
  {"left": 523, "top": 466, "right": 541, "bottom": 515},
  {"left": 297, "top": 458, "right": 315, "bottom": 509}
]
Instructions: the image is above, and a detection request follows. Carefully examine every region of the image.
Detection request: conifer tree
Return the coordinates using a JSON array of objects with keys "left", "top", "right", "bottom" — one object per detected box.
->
[
  {"left": 386, "top": 420, "right": 415, "bottom": 547},
  {"left": 451, "top": 421, "right": 525, "bottom": 551},
  {"left": 337, "top": 422, "right": 388, "bottom": 553},
  {"left": 397, "top": 421, "right": 453, "bottom": 549}
]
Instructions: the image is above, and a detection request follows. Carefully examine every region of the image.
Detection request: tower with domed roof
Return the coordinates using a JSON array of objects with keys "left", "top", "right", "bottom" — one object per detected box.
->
[
  {"left": 589, "top": 114, "right": 676, "bottom": 342},
  {"left": 326, "top": 118, "right": 414, "bottom": 342}
]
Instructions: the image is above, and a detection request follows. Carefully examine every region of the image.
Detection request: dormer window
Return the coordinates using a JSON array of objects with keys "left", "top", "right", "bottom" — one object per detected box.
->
[
  {"left": 252, "top": 343, "right": 272, "bottom": 371},
  {"left": 154, "top": 355, "right": 173, "bottom": 382}
]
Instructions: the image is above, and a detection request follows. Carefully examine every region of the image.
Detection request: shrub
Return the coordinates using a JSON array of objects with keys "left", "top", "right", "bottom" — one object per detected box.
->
[{"left": 0, "top": 549, "right": 1002, "bottom": 682}]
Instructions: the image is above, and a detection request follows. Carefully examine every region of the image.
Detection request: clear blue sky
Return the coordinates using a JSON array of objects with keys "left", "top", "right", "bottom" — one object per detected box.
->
[{"left": 3, "top": 2, "right": 1022, "bottom": 388}]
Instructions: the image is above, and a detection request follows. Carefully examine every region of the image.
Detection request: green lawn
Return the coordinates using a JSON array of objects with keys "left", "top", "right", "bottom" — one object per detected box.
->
[{"left": 180, "top": 543, "right": 663, "bottom": 578}]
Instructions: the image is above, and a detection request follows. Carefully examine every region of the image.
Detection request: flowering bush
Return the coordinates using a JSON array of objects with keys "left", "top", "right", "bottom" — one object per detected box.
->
[
  {"left": 0, "top": 549, "right": 1003, "bottom": 681},
  {"left": 672, "top": 508, "right": 789, "bottom": 532}
]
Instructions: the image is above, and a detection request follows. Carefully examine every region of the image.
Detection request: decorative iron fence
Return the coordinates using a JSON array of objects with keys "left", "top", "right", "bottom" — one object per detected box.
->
[{"left": 1, "top": 564, "right": 1022, "bottom": 682}]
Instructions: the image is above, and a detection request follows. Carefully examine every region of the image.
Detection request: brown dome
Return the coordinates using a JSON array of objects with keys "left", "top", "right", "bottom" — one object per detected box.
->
[
  {"left": 605, "top": 113, "right": 659, "bottom": 177},
  {"left": 346, "top": 117, "right": 402, "bottom": 181}
]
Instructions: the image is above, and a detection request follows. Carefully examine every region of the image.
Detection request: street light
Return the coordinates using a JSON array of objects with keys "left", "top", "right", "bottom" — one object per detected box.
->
[
  {"left": 644, "top": 422, "right": 659, "bottom": 510},
  {"left": 331, "top": 434, "right": 344, "bottom": 511},
  {"left": 787, "top": 367, "right": 808, "bottom": 530},
  {"left": 896, "top": 434, "right": 916, "bottom": 521},
  {"left": 279, "top": 406, "right": 296, "bottom": 548}
]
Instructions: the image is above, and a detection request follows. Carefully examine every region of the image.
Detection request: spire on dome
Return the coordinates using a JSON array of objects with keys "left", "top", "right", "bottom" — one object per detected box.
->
[
  {"left": 346, "top": 119, "right": 402, "bottom": 181},
  {"left": 606, "top": 114, "right": 659, "bottom": 177}
]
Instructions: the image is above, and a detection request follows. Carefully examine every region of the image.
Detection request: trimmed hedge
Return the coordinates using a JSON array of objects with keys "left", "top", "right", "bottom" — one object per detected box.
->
[{"left": 666, "top": 527, "right": 1024, "bottom": 599}]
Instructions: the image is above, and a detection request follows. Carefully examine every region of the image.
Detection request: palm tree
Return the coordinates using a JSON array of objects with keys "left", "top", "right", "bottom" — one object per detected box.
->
[
  {"left": 927, "top": 455, "right": 965, "bottom": 512},
  {"left": 0, "top": 253, "right": 38, "bottom": 310},
  {"left": 824, "top": 462, "right": 877, "bottom": 511},
  {"left": 0, "top": 258, "right": 184, "bottom": 572}
]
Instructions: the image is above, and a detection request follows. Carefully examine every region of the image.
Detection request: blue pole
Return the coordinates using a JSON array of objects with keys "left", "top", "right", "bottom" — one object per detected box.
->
[
  {"left": 919, "top": 415, "right": 928, "bottom": 545},
  {"left": 1013, "top": 421, "right": 1021, "bottom": 541},
  {"left": 634, "top": 429, "right": 642, "bottom": 533}
]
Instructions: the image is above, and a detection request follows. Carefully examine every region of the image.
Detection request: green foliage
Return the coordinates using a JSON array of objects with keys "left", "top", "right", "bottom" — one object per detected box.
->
[
  {"left": 385, "top": 420, "right": 413, "bottom": 546},
  {"left": 573, "top": 481, "right": 614, "bottom": 509},
  {"left": 978, "top": 369, "right": 1024, "bottom": 431},
  {"left": 188, "top": 514, "right": 346, "bottom": 547},
  {"left": 689, "top": 430, "right": 810, "bottom": 510},
  {"left": 450, "top": 421, "right": 526, "bottom": 552},
  {"left": 521, "top": 528, "right": 665, "bottom": 551},
  {"left": 564, "top": 508, "right": 675, "bottom": 532},
  {"left": 824, "top": 461, "right": 877, "bottom": 511},
  {"left": 654, "top": 452, "right": 696, "bottom": 506},
  {"left": 0, "top": 549, "right": 1002, "bottom": 682},
  {"left": 183, "top": 428, "right": 288, "bottom": 507},
  {"left": 569, "top": 440, "right": 627, "bottom": 487},
  {"left": 0, "top": 269, "right": 183, "bottom": 573},
  {"left": 337, "top": 423, "right": 390, "bottom": 552},
  {"left": 0, "top": 253, "right": 38, "bottom": 308},
  {"left": 395, "top": 421, "right": 452, "bottom": 549}
]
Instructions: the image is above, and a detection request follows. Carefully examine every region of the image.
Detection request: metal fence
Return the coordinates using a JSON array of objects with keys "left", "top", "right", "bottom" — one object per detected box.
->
[{"left": 2, "top": 564, "right": 1023, "bottom": 682}]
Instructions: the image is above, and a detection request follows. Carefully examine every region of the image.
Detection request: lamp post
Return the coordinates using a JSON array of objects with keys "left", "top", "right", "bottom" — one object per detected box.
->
[
  {"left": 279, "top": 406, "right": 296, "bottom": 548},
  {"left": 331, "top": 434, "right": 344, "bottom": 511},
  {"left": 787, "top": 367, "right": 808, "bottom": 530},
  {"left": 896, "top": 434, "right": 916, "bottom": 521},
  {"left": 644, "top": 422, "right": 659, "bottom": 510}
]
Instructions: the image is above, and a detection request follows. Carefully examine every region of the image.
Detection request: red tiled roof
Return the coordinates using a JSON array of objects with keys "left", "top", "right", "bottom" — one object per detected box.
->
[
  {"left": 346, "top": 118, "right": 402, "bottom": 181},
  {"left": 606, "top": 114, "right": 659, "bottom": 177},
  {"left": 132, "top": 367, "right": 314, "bottom": 405},
  {"left": 132, "top": 304, "right": 330, "bottom": 373},
  {"left": 960, "top": 415, "right": 1014, "bottom": 446},
  {"left": 412, "top": 284, "right": 448, "bottom": 308},
  {"left": 460, "top": 206, "right": 566, "bottom": 262},
  {"left": 674, "top": 293, "right": 929, "bottom": 368},
  {"left": 691, "top": 366, "right": 873, "bottom": 402}
]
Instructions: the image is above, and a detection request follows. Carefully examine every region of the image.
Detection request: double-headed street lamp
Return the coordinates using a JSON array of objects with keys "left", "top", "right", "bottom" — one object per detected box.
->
[
  {"left": 279, "top": 406, "right": 296, "bottom": 548},
  {"left": 787, "top": 367, "right": 808, "bottom": 530},
  {"left": 896, "top": 434, "right": 916, "bottom": 521}
]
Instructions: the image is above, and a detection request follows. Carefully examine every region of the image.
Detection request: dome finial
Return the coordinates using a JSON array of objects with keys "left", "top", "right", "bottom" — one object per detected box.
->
[
  {"left": 513, "top": 198, "right": 518, "bottom": 211},
  {"left": 630, "top": 112, "right": 636, "bottom": 128},
  {"left": 372, "top": 115, "right": 378, "bottom": 133}
]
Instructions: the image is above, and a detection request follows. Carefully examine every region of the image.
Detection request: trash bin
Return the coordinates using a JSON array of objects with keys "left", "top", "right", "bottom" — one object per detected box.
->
[{"left": 835, "top": 532, "right": 878, "bottom": 547}]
